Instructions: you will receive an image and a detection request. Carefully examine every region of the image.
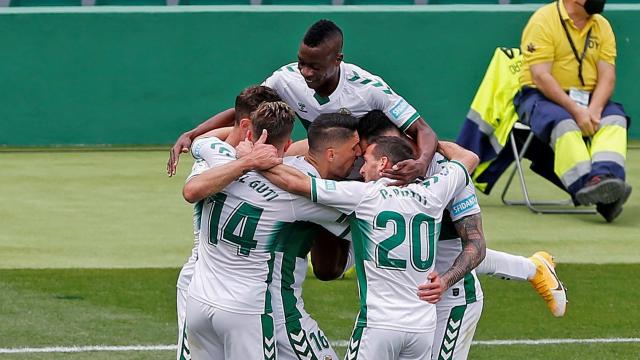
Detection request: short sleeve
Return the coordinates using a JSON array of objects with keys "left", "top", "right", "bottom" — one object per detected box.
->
[
  {"left": 368, "top": 79, "right": 421, "bottom": 133},
  {"left": 191, "top": 137, "right": 236, "bottom": 169},
  {"left": 185, "top": 159, "right": 209, "bottom": 182},
  {"left": 262, "top": 68, "right": 285, "bottom": 95},
  {"left": 420, "top": 161, "right": 470, "bottom": 213},
  {"left": 521, "top": 15, "right": 555, "bottom": 66},
  {"left": 446, "top": 182, "right": 481, "bottom": 222},
  {"left": 598, "top": 18, "right": 616, "bottom": 65},
  {"left": 311, "top": 177, "right": 367, "bottom": 215}
]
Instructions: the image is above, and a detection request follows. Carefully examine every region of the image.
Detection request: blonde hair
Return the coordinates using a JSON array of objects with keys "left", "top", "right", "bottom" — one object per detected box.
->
[{"left": 250, "top": 101, "right": 295, "bottom": 145}]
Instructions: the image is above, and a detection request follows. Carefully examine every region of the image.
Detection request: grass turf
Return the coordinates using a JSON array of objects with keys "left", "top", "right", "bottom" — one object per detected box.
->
[
  {"left": 2, "top": 265, "right": 640, "bottom": 359},
  {"left": 0, "top": 149, "right": 639, "bottom": 268}
]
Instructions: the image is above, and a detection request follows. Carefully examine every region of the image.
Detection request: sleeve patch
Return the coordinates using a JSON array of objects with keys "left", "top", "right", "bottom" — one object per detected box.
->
[
  {"left": 389, "top": 99, "right": 410, "bottom": 120},
  {"left": 451, "top": 194, "right": 478, "bottom": 217}
]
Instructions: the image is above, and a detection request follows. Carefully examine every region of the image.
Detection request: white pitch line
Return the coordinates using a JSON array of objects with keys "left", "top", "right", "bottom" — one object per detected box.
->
[{"left": 2, "top": 338, "right": 640, "bottom": 353}]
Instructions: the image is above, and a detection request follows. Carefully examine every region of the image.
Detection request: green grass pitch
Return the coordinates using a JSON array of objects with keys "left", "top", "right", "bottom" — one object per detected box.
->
[{"left": 1, "top": 149, "right": 639, "bottom": 359}]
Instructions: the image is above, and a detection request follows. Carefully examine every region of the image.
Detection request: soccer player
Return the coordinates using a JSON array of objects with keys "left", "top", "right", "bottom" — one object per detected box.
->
[
  {"left": 183, "top": 101, "right": 353, "bottom": 359},
  {"left": 358, "top": 110, "right": 568, "bottom": 323},
  {"left": 167, "top": 19, "right": 437, "bottom": 186},
  {"left": 188, "top": 112, "right": 361, "bottom": 360},
  {"left": 259, "top": 136, "right": 481, "bottom": 360},
  {"left": 174, "top": 85, "right": 281, "bottom": 360}
]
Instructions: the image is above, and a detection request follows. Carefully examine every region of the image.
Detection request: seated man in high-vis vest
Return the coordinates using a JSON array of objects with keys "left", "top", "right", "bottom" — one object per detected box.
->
[{"left": 514, "top": 0, "right": 631, "bottom": 222}]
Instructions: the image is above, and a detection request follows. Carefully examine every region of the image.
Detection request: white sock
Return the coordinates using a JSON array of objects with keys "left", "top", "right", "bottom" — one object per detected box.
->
[{"left": 476, "top": 248, "right": 537, "bottom": 281}]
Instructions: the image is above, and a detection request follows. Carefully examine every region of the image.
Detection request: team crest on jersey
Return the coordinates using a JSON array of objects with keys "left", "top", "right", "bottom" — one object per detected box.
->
[
  {"left": 297, "top": 102, "right": 308, "bottom": 113},
  {"left": 338, "top": 107, "right": 352, "bottom": 115}
]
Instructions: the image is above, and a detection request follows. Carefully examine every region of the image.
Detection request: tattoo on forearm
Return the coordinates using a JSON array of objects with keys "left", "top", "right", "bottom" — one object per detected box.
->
[{"left": 441, "top": 213, "right": 487, "bottom": 290}]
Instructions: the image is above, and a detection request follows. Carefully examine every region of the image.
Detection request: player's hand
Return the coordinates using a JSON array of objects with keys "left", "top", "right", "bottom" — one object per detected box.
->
[
  {"left": 417, "top": 272, "right": 444, "bottom": 304},
  {"left": 588, "top": 105, "right": 603, "bottom": 131},
  {"left": 573, "top": 106, "right": 596, "bottom": 137},
  {"left": 236, "top": 140, "right": 253, "bottom": 159},
  {"left": 243, "top": 130, "right": 282, "bottom": 170},
  {"left": 167, "top": 133, "right": 192, "bottom": 177},
  {"left": 381, "top": 158, "right": 428, "bottom": 186}
]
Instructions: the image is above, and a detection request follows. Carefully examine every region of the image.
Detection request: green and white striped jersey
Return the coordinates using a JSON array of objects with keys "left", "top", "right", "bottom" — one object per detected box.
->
[
  {"left": 263, "top": 62, "right": 420, "bottom": 132},
  {"left": 428, "top": 154, "right": 484, "bottom": 307},
  {"left": 188, "top": 138, "right": 347, "bottom": 315},
  {"left": 270, "top": 156, "right": 350, "bottom": 326},
  {"left": 311, "top": 161, "right": 470, "bottom": 332}
]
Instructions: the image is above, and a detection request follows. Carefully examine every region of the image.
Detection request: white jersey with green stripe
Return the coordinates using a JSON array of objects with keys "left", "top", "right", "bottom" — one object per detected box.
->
[
  {"left": 263, "top": 62, "right": 420, "bottom": 131},
  {"left": 270, "top": 156, "right": 350, "bottom": 326},
  {"left": 188, "top": 138, "right": 348, "bottom": 315},
  {"left": 428, "top": 154, "right": 484, "bottom": 306},
  {"left": 311, "top": 161, "right": 470, "bottom": 332}
]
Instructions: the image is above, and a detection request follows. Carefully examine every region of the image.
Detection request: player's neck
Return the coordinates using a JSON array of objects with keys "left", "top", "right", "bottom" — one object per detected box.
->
[
  {"left": 314, "top": 69, "right": 341, "bottom": 98},
  {"left": 304, "top": 153, "right": 330, "bottom": 179},
  {"left": 225, "top": 128, "right": 243, "bottom": 147}
]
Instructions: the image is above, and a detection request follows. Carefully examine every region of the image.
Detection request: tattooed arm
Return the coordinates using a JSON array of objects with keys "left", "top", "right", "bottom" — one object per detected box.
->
[{"left": 440, "top": 213, "right": 487, "bottom": 290}]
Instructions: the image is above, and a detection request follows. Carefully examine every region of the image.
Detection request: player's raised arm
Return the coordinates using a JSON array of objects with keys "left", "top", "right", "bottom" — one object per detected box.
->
[
  {"left": 436, "top": 141, "right": 479, "bottom": 174},
  {"left": 168, "top": 108, "right": 236, "bottom": 176}
]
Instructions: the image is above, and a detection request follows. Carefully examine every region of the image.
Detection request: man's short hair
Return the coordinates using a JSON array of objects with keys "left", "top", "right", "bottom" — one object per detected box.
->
[
  {"left": 307, "top": 113, "right": 358, "bottom": 154},
  {"left": 235, "top": 85, "right": 282, "bottom": 124},
  {"left": 303, "top": 19, "right": 343, "bottom": 48},
  {"left": 358, "top": 110, "right": 402, "bottom": 142},
  {"left": 250, "top": 101, "right": 295, "bottom": 146},
  {"left": 370, "top": 136, "right": 415, "bottom": 165}
]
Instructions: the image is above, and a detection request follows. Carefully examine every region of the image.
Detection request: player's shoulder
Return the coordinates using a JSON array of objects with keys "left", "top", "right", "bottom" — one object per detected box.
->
[
  {"left": 191, "top": 136, "right": 236, "bottom": 160},
  {"left": 530, "top": 1, "right": 555, "bottom": 21},
  {"left": 342, "top": 62, "right": 395, "bottom": 100},
  {"left": 283, "top": 156, "right": 320, "bottom": 177},
  {"left": 267, "top": 62, "right": 304, "bottom": 83}
]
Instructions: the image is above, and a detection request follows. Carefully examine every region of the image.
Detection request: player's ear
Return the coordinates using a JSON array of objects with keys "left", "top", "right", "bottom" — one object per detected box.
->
[
  {"left": 380, "top": 156, "right": 391, "bottom": 170},
  {"left": 336, "top": 52, "right": 344, "bottom": 63},
  {"left": 326, "top": 148, "right": 335, "bottom": 162},
  {"left": 246, "top": 129, "right": 254, "bottom": 142},
  {"left": 239, "top": 118, "right": 251, "bottom": 132}
]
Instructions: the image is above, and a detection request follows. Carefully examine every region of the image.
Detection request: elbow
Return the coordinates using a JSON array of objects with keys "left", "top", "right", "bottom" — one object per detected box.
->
[
  {"left": 182, "top": 186, "right": 200, "bottom": 204},
  {"left": 466, "top": 152, "right": 480, "bottom": 173}
]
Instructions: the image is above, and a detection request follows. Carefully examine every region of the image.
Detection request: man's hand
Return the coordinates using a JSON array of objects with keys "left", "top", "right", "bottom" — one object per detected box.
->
[
  {"left": 573, "top": 106, "right": 596, "bottom": 137},
  {"left": 237, "top": 130, "right": 281, "bottom": 171},
  {"left": 417, "top": 272, "right": 445, "bottom": 304},
  {"left": 381, "top": 158, "right": 428, "bottom": 186},
  {"left": 167, "top": 133, "right": 192, "bottom": 177},
  {"left": 588, "top": 105, "right": 603, "bottom": 131}
]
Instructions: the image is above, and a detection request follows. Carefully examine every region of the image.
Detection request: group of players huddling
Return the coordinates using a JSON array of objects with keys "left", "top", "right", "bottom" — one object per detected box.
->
[{"left": 167, "top": 20, "right": 568, "bottom": 360}]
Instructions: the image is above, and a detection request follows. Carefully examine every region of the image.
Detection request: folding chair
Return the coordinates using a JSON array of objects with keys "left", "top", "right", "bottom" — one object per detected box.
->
[{"left": 500, "top": 122, "right": 597, "bottom": 214}]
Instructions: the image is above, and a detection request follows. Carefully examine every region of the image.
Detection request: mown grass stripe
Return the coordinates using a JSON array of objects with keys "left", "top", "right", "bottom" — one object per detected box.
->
[{"left": 3, "top": 338, "right": 640, "bottom": 353}]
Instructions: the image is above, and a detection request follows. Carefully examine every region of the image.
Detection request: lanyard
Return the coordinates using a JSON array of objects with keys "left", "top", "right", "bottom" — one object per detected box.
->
[{"left": 557, "top": 0, "right": 592, "bottom": 86}]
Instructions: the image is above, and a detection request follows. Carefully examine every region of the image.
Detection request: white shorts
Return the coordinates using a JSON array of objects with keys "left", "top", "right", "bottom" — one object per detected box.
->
[
  {"left": 177, "top": 287, "right": 190, "bottom": 360},
  {"left": 277, "top": 315, "right": 338, "bottom": 360},
  {"left": 432, "top": 301, "right": 483, "bottom": 360},
  {"left": 345, "top": 326, "right": 434, "bottom": 360},
  {"left": 186, "top": 296, "right": 276, "bottom": 360}
]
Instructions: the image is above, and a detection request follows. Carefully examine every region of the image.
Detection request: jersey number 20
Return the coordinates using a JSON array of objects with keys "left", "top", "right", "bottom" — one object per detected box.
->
[{"left": 374, "top": 211, "right": 437, "bottom": 271}]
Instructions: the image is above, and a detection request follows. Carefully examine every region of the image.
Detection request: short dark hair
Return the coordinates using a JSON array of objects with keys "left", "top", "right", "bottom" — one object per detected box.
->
[
  {"left": 303, "top": 19, "right": 343, "bottom": 48},
  {"left": 358, "top": 110, "right": 402, "bottom": 142},
  {"left": 370, "top": 136, "right": 415, "bottom": 165},
  {"left": 250, "top": 101, "right": 295, "bottom": 146},
  {"left": 307, "top": 113, "right": 358, "bottom": 154},
  {"left": 234, "top": 85, "right": 282, "bottom": 124}
]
